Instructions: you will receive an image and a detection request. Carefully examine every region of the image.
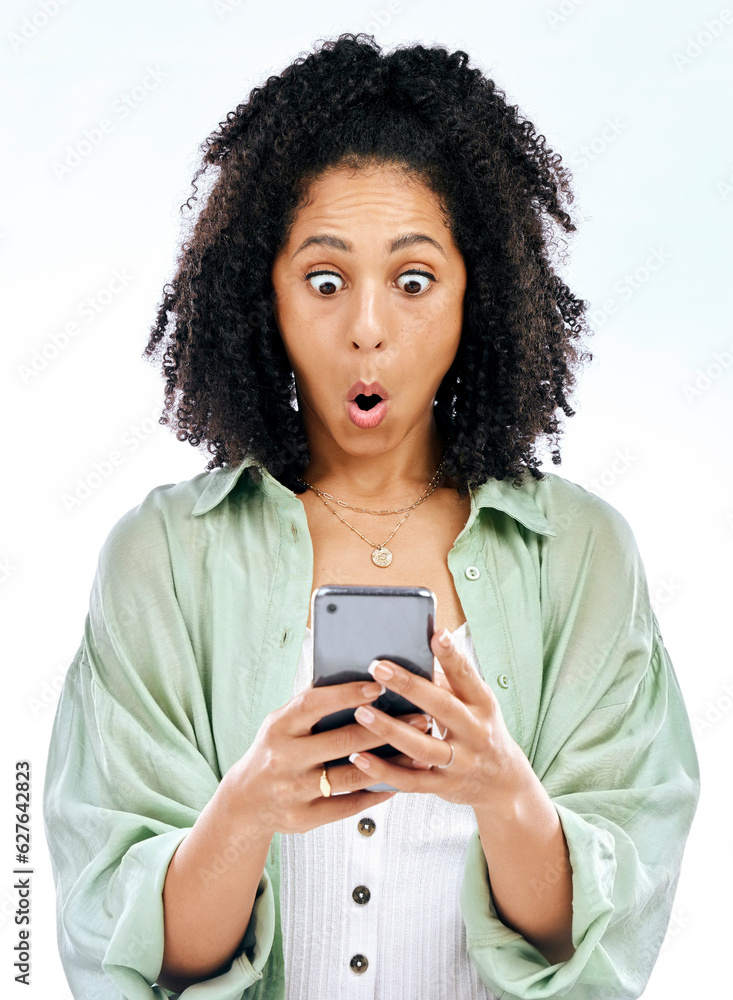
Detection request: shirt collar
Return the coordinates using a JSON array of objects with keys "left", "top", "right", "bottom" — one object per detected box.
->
[
  {"left": 191, "top": 457, "right": 260, "bottom": 516},
  {"left": 470, "top": 474, "right": 556, "bottom": 537},
  {"left": 191, "top": 456, "right": 556, "bottom": 537}
]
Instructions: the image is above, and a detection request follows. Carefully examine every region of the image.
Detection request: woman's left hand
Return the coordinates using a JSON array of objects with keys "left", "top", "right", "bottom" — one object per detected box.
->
[{"left": 350, "top": 628, "right": 529, "bottom": 811}]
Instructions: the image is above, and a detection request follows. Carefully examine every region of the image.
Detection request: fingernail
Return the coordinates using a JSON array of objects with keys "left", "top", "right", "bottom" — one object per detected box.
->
[
  {"left": 349, "top": 752, "right": 369, "bottom": 768},
  {"left": 368, "top": 660, "right": 393, "bottom": 680},
  {"left": 438, "top": 629, "right": 452, "bottom": 648},
  {"left": 408, "top": 716, "right": 428, "bottom": 728},
  {"left": 361, "top": 682, "right": 386, "bottom": 698},
  {"left": 355, "top": 705, "right": 374, "bottom": 723}
]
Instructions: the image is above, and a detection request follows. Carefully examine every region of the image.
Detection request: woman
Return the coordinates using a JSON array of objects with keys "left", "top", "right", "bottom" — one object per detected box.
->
[{"left": 43, "top": 33, "right": 699, "bottom": 1000}]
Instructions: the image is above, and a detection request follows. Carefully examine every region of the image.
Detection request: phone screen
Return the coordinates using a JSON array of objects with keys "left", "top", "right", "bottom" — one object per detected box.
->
[{"left": 311, "top": 585, "right": 435, "bottom": 789}]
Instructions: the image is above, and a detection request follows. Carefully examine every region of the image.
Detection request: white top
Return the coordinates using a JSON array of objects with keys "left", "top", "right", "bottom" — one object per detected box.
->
[{"left": 280, "top": 620, "right": 499, "bottom": 999}]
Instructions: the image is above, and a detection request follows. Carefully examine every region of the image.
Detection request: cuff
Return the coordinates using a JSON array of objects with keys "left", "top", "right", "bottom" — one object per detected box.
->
[
  {"left": 460, "top": 804, "right": 616, "bottom": 998},
  {"left": 101, "top": 828, "right": 276, "bottom": 999}
]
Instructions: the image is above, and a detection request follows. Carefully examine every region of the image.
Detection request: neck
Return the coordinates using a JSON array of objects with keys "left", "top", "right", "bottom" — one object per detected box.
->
[{"left": 298, "top": 425, "right": 448, "bottom": 506}]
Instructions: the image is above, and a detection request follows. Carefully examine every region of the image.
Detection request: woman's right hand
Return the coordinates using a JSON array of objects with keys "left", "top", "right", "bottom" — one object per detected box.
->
[{"left": 220, "top": 679, "right": 431, "bottom": 835}]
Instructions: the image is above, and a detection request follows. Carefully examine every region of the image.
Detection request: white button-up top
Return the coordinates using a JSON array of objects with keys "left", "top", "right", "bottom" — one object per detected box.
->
[{"left": 281, "top": 621, "right": 499, "bottom": 999}]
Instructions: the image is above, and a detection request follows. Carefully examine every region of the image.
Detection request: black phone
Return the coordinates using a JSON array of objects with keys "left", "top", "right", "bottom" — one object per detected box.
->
[{"left": 311, "top": 585, "right": 436, "bottom": 792}]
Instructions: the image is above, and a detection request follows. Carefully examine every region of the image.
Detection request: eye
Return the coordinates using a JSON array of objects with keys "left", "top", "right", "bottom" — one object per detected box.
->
[
  {"left": 396, "top": 270, "right": 434, "bottom": 295},
  {"left": 305, "top": 270, "right": 345, "bottom": 296},
  {"left": 303, "top": 267, "right": 436, "bottom": 297}
]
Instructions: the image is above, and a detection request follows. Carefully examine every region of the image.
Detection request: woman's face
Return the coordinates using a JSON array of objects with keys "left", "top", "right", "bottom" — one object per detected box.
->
[{"left": 270, "top": 162, "right": 467, "bottom": 463}]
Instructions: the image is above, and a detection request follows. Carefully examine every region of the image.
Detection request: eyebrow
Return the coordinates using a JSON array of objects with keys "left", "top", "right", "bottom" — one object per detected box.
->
[{"left": 291, "top": 232, "right": 447, "bottom": 260}]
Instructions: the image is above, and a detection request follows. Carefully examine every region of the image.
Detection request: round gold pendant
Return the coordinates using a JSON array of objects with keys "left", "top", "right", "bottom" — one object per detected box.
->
[{"left": 372, "top": 546, "right": 392, "bottom": 567}]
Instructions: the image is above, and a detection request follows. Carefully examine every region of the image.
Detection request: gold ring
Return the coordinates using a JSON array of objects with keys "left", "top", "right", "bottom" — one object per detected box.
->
[{"left": 319, "top": 768, "right": 332, "bottom": 797}]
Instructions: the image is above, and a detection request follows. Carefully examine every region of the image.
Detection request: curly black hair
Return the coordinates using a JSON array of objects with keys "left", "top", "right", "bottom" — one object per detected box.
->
[{"left": 143, "top": 32, "right": 593, "bottom": 497}]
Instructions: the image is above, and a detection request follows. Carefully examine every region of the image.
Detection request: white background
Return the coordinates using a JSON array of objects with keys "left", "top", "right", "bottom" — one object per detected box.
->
[{"left": 3, "top": 0, "right": 732, "bottom": 995}]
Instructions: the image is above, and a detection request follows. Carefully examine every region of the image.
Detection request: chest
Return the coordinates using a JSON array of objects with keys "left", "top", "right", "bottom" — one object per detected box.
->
[{"left": 298, "top": 488, "right": 472, "bottom": 633}]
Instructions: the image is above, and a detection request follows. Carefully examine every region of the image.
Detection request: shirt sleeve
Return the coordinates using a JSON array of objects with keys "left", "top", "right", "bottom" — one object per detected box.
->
[
  {"left": 459, "top": 489, "right": 701, "bottom": 999},
  {"left": 42, "top": 500, "right": 276, "bottom": 999}
]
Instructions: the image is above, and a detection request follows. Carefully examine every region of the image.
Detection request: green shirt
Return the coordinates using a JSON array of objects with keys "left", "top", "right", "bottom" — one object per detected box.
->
[{"left": 42, "top": 458, "right": 700, "bottom": 999}]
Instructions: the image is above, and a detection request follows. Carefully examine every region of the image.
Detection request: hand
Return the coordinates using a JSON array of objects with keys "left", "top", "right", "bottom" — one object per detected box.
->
[
  {"left": 348, "top": 628, "right": 528, "bottom": 811},
  {"left": 223, "top": 678, "right": 432, "bottom": 836}
]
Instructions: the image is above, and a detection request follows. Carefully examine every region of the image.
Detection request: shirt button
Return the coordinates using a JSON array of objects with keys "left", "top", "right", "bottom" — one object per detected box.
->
[
  {"left": 465, "top": 566, "right": 481, "bottom": 580},
  {"left": 349, "top": 954, "right": 368, "bottom": 974},
  {"left": 352, "top": 885, "right": 371, "bottom": 905},
  {"left": 357, "top": 817, "right": 376, "bottom": 836},
  {"left": 497, "top": 673, "right": 510, "bottom": 689}
]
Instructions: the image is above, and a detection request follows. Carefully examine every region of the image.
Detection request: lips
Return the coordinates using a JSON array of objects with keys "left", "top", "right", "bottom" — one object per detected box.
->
[
  {"left": 347, "top": 380, "right": 390, "bottom": 402},
  {"left": 348, "top": 398, "right": 388, "bottom": 429}
]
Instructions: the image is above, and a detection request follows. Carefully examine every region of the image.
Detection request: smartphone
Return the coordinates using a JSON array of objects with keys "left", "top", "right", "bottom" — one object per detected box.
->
[{"left": 311, "top": 585, "right": 436, "bottom": 792}]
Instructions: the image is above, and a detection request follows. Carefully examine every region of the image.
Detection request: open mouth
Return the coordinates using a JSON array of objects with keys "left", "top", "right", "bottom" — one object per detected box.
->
[{"left": 355, "top": 394, "right": 383, "bottom": 412}]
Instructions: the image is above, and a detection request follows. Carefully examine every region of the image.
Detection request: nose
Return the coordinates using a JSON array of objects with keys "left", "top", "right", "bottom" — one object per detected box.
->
[{"left": 348, "top": 281, "right": 388, "bottom": 350}]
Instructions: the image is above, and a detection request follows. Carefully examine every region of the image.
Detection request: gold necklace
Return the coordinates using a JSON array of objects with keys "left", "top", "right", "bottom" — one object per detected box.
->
[{"left": 296, "top": 456, "right": 445, "bottom": 567}]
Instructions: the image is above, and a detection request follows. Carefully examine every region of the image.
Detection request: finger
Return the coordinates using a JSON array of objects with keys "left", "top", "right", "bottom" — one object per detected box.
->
[
  {"left": 352, "top": 703, "right": 445, "bottom": 764},
  {"left": 429, "top": 629, "right": 495, "bottom": 708},
  {"left": 389, "top": 753, "right": 433, "bottom": 770},
  {"left": 433, "top": 662, "right": 455, "bottom": 693},
  {"left": 316, "top": 783, "right": 398, "bottom": 813},
  {"left": 366, "top": 657, "right": 470, "bottom": 733},
  {"left": 285, "top": 679, "right": 388, "bottom": 736},
  {"left": 346, "top": 747, "right": 437, "bottom": 792},
  {"left": 306, "top": 712, "right": 430, "bottom": 768},
  {"left": 315, "top": 759, "right": 380, "bottom": 796}
]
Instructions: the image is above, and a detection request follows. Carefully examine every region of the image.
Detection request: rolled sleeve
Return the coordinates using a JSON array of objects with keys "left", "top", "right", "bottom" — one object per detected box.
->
[
  {"left": 460, "top": 490, "right": 700, "bottom": 999},
  {"left": 102, "top": 829, "right": 275, "bottom": 998},
  {"left": 42, "top": 502, "right": 276, "bottom": 998},
  {"left": 461, "top": 808, "right": 617, "bottom": 996}
]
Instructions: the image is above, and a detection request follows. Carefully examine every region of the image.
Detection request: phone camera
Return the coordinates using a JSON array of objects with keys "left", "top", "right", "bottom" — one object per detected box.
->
[{"left": 326, "top": 603, "right": 337, "bottom": 614}]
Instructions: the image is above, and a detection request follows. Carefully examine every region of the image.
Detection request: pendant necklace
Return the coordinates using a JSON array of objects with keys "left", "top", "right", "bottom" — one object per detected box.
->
[{"left": 295, "top": 454, "right": 446, "bottom": 567}]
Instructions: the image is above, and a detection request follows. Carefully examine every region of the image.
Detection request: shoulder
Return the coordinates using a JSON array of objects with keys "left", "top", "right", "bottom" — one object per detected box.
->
[
  {"left": 101, "top": 471, "right": 209, "bottom": 542},
  {"left": 524, "top": 470, "right": 641, "bottom": 563},
  {"left": 95, "top": 468, "right": 230, "bottom": 585},
  {"left": 524, "top": 472, "right": 656, "bottom": 651},
  {"left": 517, "top": 471, "right": 653, "bottom": 634}
]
